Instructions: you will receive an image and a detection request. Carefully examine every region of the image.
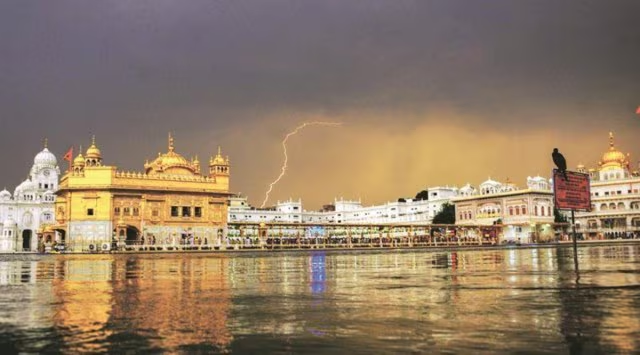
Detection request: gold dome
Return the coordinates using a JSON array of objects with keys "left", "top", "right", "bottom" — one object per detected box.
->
[
  {"left": 599, "top": 132, "right": 629, "bottom": 170},
  {"left": 144, "top": 133, "right": 198, "bottom": 175},
  {"left": 85, "top": 135, "right": 102, "bottom": 159},
  {"left": 73, "top": 153, "right": 85, "bottom": 165},
  {"left": 209, "top": 146, "right": 228, "bottom": 165}
]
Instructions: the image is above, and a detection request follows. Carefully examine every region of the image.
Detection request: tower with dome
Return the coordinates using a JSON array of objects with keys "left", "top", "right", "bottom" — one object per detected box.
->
[
  {"left": 573, "top": 132, "right": 640, "bottom": 239},
  {"left": 0, "top": 139, "right": 60, "bottom": 252},
  {"left": 54, "top": 134, "right": 232, "bottom": 252}
]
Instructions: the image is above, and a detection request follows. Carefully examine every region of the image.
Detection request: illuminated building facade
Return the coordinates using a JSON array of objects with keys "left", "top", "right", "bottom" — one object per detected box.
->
[
  {"left": 574, "top": 132, "right": 640, "bottom": 238},
  {"left": 0, "top": 141, "right": 59, "bottom": 252},
  {"left": 228, "top": 187, "right": 458, "bottom": 225},
  {"left": 54, "top": 135, "right": 232, "bottom": 252},
  {"left": 452, "top": 177, "right": 556, "bottom": 243}
]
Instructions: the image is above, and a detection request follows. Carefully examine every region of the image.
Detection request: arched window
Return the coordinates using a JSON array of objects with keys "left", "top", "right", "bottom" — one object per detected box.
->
[
  {"left": 515, "top": 206, "right": 520, "bottom": 215},
  {"left": 522, "top": 206, "right": 527, "bottom": 215},
  {"left": 509, "top": 207, "right": 513, "bottom": 215}
]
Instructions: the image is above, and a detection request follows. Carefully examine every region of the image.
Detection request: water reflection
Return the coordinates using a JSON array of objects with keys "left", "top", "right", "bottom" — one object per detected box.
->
[{"left": 0, "top": 245, "right": 639, "bottom": 353}]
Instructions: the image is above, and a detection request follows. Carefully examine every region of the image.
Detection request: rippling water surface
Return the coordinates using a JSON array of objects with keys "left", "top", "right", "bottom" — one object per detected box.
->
[{"left": 1, "top": 245, "right": 640, "bottom": 354}]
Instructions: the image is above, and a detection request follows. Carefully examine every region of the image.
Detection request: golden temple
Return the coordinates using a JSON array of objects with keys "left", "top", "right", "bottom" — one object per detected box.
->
[{"left": 53, "top": 134, "right": 231, "bottom": 252}]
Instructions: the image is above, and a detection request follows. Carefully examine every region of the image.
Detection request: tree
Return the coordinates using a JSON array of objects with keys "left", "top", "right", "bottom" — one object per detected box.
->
[
  {"left": 397, "top": 198, "right": 407, "bottom": 203},
  {"left": 415, "top": 190, "right": 429, "bottom": 200},
  {"left": 554, "top": 207, "right": 568, "bottom": 223},
  {"left": 432, "top": 203, "right": 455, "bottom": 224}
]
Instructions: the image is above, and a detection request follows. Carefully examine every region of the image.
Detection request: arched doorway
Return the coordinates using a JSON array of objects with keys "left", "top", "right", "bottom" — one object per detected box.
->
[
  {"left": 22, "top": 230, "right": 32, "bottom": 251},
  {"left": 126, "top": 226, "right": 140, "bottom": 245}
]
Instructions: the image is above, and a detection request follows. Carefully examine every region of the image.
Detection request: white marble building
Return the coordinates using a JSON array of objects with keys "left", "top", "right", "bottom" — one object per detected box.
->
[
  {"left": 228, "top": 186, "right": 459, "bottom": 225},
  {"left": 452, "top": 176, "right": 556, "bottom": 243},
  {"left": 573, "top": 132, "right": 640, "bottom": 239},
  {"left": 0, "top": 142, "right": 60, "bottom": 252}
]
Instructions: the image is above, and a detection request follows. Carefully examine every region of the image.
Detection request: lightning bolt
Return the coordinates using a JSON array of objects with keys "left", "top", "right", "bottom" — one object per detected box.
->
[{"left": 260, "top": 121, "right": 342, "bottom": 208}]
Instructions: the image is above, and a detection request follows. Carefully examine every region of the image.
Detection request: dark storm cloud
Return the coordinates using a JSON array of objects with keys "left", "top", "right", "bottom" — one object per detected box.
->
[{"left": 1, "top": 0, "right": 640, "bottom": 207}]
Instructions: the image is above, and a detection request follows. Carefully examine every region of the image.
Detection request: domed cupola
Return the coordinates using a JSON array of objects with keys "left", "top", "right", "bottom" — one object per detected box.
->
[
  {"left": 72, "top": 146, "right": 86, "bottom": 173},
  {"left": 33, "top": 139, "right": 58, "bottom": 168},
  {"left": 599, "top": 132, "right": 629, "bottom": 171},
  {"left": 479, "top": 178, "right": 502, "bottom": 195},
  {"left": 85, "top": 136, "right": 103, "bottom": 167},
  {"left": 459, "top": 183, "right": 476, "bottom": 196},
  {"left": 13, "top": 177, "right": 37, "bottom": 201},
  {"left": 527, "top": 175, "right": 549, "bottom": 190},
  {"left": 144, "top": 133, "right": 199, "bottom": 176},
  {"left": 0, "top": 188, "right": 11, "bottom": 201}
]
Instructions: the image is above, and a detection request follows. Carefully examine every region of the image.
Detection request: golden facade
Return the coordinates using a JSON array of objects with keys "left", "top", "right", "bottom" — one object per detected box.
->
[{"left": 54, "top": 134, "right": 232, "bottom": 252}]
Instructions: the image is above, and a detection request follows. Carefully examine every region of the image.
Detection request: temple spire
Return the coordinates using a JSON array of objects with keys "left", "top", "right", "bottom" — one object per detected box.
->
[
  {"left": 168, "top": 133, "right": 175, "bottom": 152},
  {"left": 609, "top": 131, "right": 615, "bottom": 149},
  {"left": 43, "top": 138, "right": 48, "bottom": 149}
]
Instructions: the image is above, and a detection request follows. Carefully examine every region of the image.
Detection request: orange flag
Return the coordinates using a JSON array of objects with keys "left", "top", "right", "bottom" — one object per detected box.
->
[
  {"left": 63, "top": 147, "right": 73, "bottom": 162},
  {"left": 63, "top": 146, "right": 73, "bottom": 172}
]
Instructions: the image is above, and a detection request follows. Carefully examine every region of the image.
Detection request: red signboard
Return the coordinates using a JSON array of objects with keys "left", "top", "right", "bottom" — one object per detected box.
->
[{"left": 553, "top": 169, "right": 591, "bottom": 211}]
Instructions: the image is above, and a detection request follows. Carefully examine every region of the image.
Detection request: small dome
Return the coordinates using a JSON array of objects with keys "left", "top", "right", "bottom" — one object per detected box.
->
[
  {"left": 15, "top": 178, "right": 37, "bottom": 194},
  {"left": 459, "top": 183, "right": 475, "bottom": 193},
  {"left": 73, "top": 152, "right": 85, "bottom": 166},
  {"left": 0, "top": 188, "right": 11, "bottom": 200},
  {"left": 34, "top": 147, "right": 57, "bottom": 167},
  {"left": 480, "top": 178, "right": 501, "bottom": 187},
  {"left": 85, "top": 136, "right": 102, "bottom": 159}
]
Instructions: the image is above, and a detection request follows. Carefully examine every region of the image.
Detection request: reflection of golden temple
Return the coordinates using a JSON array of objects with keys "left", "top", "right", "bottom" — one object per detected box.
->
[{"left": 55, "top": 134, "right": 233, "bottom": 252}]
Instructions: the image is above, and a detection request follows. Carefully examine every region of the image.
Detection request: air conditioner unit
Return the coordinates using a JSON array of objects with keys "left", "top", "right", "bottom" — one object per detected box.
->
[
  {"left": 101, "top": 242, "right": 110, "bottom": 251},
  {"left": 88, "top": 243, "right": 96, "bottom": 252}
]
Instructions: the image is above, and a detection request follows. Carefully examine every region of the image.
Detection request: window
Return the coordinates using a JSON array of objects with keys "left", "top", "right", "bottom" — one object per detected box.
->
[
  {"left": 133, "top": 208, "right": 139, "bottom": 217},
  {"left": 124, "top": 207, "right": 130, "bottom": 216},
  {"left": 171, "top": 206, "right": 179, "bottom": 217},
  {"left": 87, "top": 208, "right": 94, "bottom": 216},
  {"left": 182, "top": 207, "right": 191, "bottom": 217},
  {"left": 114, "top": 207, "right": 120, "bottom": 216},
  {"left": 522, "top": 206, "right": 527, "bottom": 215},
  {"left": 152, "top": 209, "right": 159, "bottom": 217},
  {"left": 194, "top": 207, "right": 202, "bottom": 217}
]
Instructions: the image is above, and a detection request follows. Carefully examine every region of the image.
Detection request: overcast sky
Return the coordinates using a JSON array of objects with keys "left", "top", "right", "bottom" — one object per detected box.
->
[{"left": 1, "top": 0, "right": 640, "bottom": 208}]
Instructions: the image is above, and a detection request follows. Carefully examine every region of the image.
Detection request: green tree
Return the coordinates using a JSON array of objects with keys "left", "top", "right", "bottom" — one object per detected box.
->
[
  {"left": 415, "top": 190, "right": 429, "bottom": 200},
  {"left": 554, "top": 207, "right": 568, "bottom": 223},
  {"left": 432, "top": 203, "right": 455, "bottom": 224}
]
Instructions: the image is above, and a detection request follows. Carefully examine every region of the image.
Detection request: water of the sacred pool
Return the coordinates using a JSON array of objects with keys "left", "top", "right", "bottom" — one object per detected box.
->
[{"left": 1, "top": 245, "right": 640, "bottom": 353}]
